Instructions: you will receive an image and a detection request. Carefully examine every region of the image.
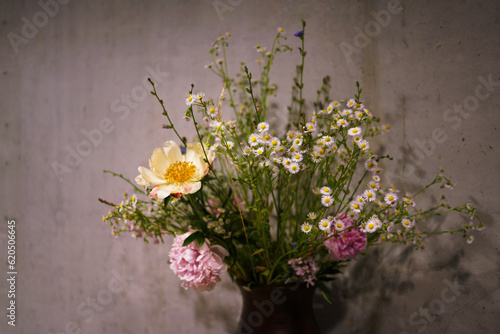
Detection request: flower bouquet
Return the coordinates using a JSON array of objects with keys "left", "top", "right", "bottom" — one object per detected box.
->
[{"left": 100, "top": 21, "right": 482, "bottom": 328}]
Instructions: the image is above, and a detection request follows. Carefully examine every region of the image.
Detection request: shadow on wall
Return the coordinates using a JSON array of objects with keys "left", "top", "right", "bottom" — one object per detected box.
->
[{"left": 314, "top": 243, "right": 475, "bottom": 334}]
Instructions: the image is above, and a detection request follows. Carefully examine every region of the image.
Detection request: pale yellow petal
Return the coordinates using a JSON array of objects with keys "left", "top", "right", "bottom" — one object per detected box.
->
[
  {"left": 162, "top": 141, "right": 183, "bottom": 163},
  {"left": 149, "top": 147, "right": 170, "bottom": 177},
  {"left": 138, "top": 166, "right": 165, "bottom": 185}
]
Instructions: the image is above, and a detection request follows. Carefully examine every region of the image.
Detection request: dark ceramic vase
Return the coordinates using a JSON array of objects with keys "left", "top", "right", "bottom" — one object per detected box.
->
[{"left": 236, "top": 282, "right": 320, "bottom": 334}]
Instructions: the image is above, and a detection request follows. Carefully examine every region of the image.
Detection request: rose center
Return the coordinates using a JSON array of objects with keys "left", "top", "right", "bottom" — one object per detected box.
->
[{"left": 164, "top": 161, "right": 197, "bottom": 184}]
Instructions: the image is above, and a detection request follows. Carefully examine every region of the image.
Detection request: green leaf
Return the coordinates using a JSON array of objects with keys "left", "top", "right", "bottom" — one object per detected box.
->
[
  {"left": 251, "top": 248, "right": 265, "bottom": 257},
  {"left": 196, "top": 232, "right": 205, "bottom": 247},
  {"left": 316, "top": 281, "right": 333, "bottom": 304},
  {"left": 182, "top": 231, "right": 202, "bottom": 247}
]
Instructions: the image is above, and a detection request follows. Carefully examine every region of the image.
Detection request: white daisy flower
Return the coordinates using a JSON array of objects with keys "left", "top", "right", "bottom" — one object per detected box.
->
[
  {"left": 225, "top": 141, "right": 234, "bottom": 149},
  {"left": 346, "top": 99, "right": 356, "bottom": 108},
  {"left": 214, "top": 226, "right": 226, "bottom": 234},
  {"left": 248, "top": 133, "right": 260, "bottom": 146},
  {"left": 403, "top": 197, "right": 415, "bottom": 207},
  {"left": 320, "top": 186, "right": 332, "bottom": 195},
  {"left": 242, "top": 146, "right": 252, "bottom": 156},
  {"left": 282, "top": 157, "right": 292, "bottom": 168},
  {"left": 318, "top": 219, "right": 331, "bottom": 231},
  {"left": 286, "top": 130, "right": 297, "bottom": 141},
  {"left": 194, "top": 92, "right": 205, "bottom": 102},
  {"left": 367, "top": 181, "right": 380, "bottom": 191},
  {"left": 355, "top": 111, "right": 364, "bottom": 120},
  {"left": 352, "top": 135, "right": 362, "bottom": 142},
  {"left": 355, "top": 195, "right": 365, "bottom": 205},
  {"left": 260, "top": 132, "right": 272, "bottom": 144},
  {"left": 401, "top": 218, "right": 415, "bottom": 229},
  {"left": 373, "top": 167, "right": 383, "bottom": 175},
  {"left": 305, "top": 122, "right": 316, "bottom": 132},
  {"left": 357, "top": 140, "right": 370, "bottom": 151},
  {"left": 257, "top": 122, "right": 269, "bottom": 133},
  {"left": 307, "top": 212, "right": 318, "bottom": 220},
  {"left": 322, "top": 136, "right": 334, "bottom": 146},
  {"left": 291, "top": 153, "right": 304, "bottom": 162},
  {"left": 253, "top": 147, "right": 265, "bottom": 156},
  {"left": 348, "top": 127, "right": 362, "bottom": 136},
  {"left": 311, "top": 152, "right": 322, "bottom": 163},
  {"left": 384, "top": 192, "right": 398, "bottom": 206},
  {"left": 259, "top": 158, "right": 270, "bottom": 168},
  {"left": 293, "top": 137, "right": 303, "bottom": 146},
  {"left": 269, "top": 137, "right": 281, "bottom": 148},
  {"left": 206, "top": 107, "right": 217, "bottom": 117},
  {"left": 321, "top": 195, "right": 334, "bottom": 207},
  {"left": 363, "top": 189, "right": 376, "bottom": 202},
  {"left": 326, "top": 104, "right": 335, "bottom": 114},
  {"left": 466, "top": 235, "right": 475, "bottom": 244},
  {"left": 288, "top": 162, "right": 300, "bottom": 174},
  {"left": 276, "top": 146, "right": 286, "bottom": 155},
  {"left": 130, "top": 194, "right": 137, "bottom": 209},
  {"left": 333, "top": 219, "right": 345, "bottom": 230},
  {"left": 342, "top": 109, "right": 352, "bottom": 116},
  {"left": 363, "top": 215, "right": 381, "bottom": 233},
  {"left": 350, "top": 201, "right": 363, "bottom": 212},
  {"left": 313, "top": 146, "right": 327, "bottom": 157},
  {"left": 364, "top": 109, "right": 373, "bottom": 118},
  {"left": 301, "top": 222, "right": 312, "bottom": 233},
  {"left": 347, "top": 211, "right": 359, "bottom": 220},
  {"left": 372, "top": 175, "right": 381, "bottom": 183},
  {"left": 337, "top": 118, "right": 349, "bottom": 128},
  {"left": 364, "top": 159, "right": 377, "bottom": 171},
  {"left": 185, "top": 94, "right": 196, "bottom": 106}
]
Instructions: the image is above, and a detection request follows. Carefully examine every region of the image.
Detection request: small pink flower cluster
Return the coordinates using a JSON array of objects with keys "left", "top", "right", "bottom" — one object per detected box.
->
[
  {"left": 288, "top": 257, "right": 319, "bottom": 287},
  {"left": 324, "top": 215, "right": 367, "bottom": 261},
  {"left": 169, "top": 232, "right": 228, "bottom": 291}
]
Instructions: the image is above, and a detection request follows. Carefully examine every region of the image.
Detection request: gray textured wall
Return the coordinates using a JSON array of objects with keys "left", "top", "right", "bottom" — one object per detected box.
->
[{"left": 1, "top": 0, "right": 499, "bottom": 333}]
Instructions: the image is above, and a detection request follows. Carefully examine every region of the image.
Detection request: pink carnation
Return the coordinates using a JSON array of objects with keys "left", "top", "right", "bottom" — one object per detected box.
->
[
  {"left": 324, "top": 215, "right": 367, "bottom": 261},
  {"left": 169, "top": 232, "right": 228, "bottom": 291}
]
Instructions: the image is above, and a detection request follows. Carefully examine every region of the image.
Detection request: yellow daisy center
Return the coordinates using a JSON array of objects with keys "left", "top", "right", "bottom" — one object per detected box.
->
[
  {"left": 368, "top": 223, "right": 375, "bottom": 229},
  {"left": 164, "top": 161, "right": 197, "bottom": 184},
  {"left": 322, "top": 222, "right": 328, "bottom": 227}
]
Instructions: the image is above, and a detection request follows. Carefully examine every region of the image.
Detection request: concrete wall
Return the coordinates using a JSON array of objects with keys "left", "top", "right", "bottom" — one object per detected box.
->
[{"left": 1, "top": 0, "right": 499, "bottom": 333}]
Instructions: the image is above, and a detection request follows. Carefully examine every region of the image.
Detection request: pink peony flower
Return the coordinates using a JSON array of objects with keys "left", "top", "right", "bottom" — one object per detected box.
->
[
  {"left": 324, "top": 215, "right": 367, "bottom": 261},
  {"left": 169, "top": 232, "right": 228, "bottom": 291}
]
